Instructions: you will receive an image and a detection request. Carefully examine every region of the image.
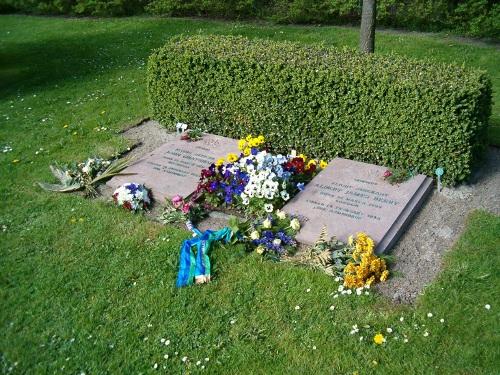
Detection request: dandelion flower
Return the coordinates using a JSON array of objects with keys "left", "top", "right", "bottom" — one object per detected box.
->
[
  {"left": 485, "top": 304, "right": 491, "bottom": 310},
  {"left": 427, "top": 312, "right": 433, "bottom": 318},
  {"left": 373, "top": 333, "right": 385, "bottom": 345},
  {"left": 294, "top": 305, "right": 300, "bottom": 310},
  {"left": 386, "top": 328, "right": 393, "bottom": 333},
  {"left": 440, "top": 319, "right": 445, "bottom": 323}
]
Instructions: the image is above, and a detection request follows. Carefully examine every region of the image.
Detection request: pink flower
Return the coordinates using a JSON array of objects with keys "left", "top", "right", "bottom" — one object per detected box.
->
[
  {"left": 172, "top": 195, "right": 183, "bottom": 208},
  {"left": 383, "top": 170, "right": 392, "bottom": 178},
  {"left": 181, "top": 203, "right": 191, "bottom": 214}
]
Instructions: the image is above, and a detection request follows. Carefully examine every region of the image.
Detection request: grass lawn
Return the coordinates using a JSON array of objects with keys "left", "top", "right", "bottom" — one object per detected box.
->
[{"left": 0, "top": 15, "right": 499, "bottom": 374}]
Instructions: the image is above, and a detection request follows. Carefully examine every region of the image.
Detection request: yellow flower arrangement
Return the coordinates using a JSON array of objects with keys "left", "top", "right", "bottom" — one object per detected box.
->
[
  {"left": 215, "top": 158, "right": 225, "bottom": 167},
  {"left": 238, "top": 134, "right": 266, "bottom": 152},
  {"left": 343, "top": 232, "right": 389, "bottom": 289}
]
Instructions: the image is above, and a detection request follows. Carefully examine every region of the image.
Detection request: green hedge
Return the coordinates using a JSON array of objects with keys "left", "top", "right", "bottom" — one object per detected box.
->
[{"left": 147, "top": 35, "right": 492, "bottom": 185}]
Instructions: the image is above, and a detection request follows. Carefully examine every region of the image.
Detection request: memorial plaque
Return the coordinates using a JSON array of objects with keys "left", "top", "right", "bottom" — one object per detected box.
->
[
  {"left": 107, "top": 134, "right": 239, "bottom": 200},
  {"left": 283, "top": 158, "right": 432, "bottom": 253}
]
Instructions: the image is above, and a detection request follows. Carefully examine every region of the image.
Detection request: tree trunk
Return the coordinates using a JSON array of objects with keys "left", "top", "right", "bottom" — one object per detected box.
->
[{"left": 360, "top": 0, "right": 376, "bottom": 53}]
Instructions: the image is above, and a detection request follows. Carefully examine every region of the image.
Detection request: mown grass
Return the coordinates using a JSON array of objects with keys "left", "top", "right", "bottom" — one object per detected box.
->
[{"left": 0, "top": 15, "right": 499, "bottom": 374}]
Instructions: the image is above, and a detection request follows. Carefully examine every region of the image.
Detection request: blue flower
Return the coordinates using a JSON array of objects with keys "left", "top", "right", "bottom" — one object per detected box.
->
[
  {"left": 251, "top": 147, "right": 258, "bottom": 155},
  {"left": 297, "top": 182, "right": 305, "bottom": 191}
]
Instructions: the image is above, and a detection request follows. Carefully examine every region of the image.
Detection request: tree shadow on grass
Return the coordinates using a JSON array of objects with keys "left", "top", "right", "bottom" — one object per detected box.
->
[{"left": 0, "top": 21, "right": 192, "bottom": 100}]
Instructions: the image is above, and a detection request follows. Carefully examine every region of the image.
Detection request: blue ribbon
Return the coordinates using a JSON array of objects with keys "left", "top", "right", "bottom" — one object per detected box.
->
[{"left": 176, "top": 223, "right": 232, "bottom": 288}]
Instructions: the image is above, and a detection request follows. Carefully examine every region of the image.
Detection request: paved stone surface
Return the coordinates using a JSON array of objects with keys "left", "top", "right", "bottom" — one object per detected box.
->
[{"left": 283, "top": 158, "right": 432, "bottom": 253}]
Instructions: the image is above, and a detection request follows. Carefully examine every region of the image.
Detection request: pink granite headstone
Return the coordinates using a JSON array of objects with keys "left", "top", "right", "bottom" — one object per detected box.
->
[
  {"left": 107, "top": 134, "right": 239, "bottom": 200},
  {"left": 283, "top": 158, "right": 433, "bottom": 253}
]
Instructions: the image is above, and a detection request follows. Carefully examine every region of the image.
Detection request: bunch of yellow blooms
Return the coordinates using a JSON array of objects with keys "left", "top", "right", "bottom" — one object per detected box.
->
[
  {"left": 238, "top": 134, "right": 266, "bottom": 156},
  {"left": 343, "top": 232, "right": 389, "bottom": 288}
]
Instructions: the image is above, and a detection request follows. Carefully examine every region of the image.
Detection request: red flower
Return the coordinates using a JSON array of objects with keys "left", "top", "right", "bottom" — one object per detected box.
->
[
  {"left": 181, "top": 202, "right": 191, "bottom": 214},
  {"left": 383, "top": 170, "right": 392, "bottom": 179},
  {"left": 201, "top": 169, "right": 213, "bottom": 178}
]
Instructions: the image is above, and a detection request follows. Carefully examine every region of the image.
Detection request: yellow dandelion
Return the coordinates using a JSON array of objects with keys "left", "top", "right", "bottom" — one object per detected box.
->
[
  {"left": 373, "top": 333, "right": 385, "bottom": 345},
  {"left": 12, "top": 159, "right": 20, "bottom": 164},
  {"left": 63, "top": 124, "right": 69, "bottom": 128}
]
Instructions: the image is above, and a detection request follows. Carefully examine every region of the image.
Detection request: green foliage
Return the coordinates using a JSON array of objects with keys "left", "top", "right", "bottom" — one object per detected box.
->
[
  {"left": 1, "top": 0, "right": 498, "bottom": 38},
  {"left": 147, "top": 35, "right": 492, "bottom": 185},
  {"left": 0, "top": 0, "right": 149, "bottom": 16},
  {"left": 144, "top": 0, "right": 500, "bottom": 39}
]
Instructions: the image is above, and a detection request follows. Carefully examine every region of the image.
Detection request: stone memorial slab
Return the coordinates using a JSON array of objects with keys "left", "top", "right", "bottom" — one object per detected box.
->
[
  {"left": 107, "top": 134, "right": 239, "bottom": 200},
  {"left": 283, "top": 158, "right": 433, "bottom": 253}
]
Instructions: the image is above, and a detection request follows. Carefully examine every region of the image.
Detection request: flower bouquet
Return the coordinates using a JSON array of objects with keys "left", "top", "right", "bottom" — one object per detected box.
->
[
  {"left": 161, "top": 195, "right": 208, "bottom": 224},
  {"left": 39, "top": 156, "right": 133, "bottom": 197},
  {"left": 112, "top": 183, "right": 152, "bottom": 212},
  {"left": 230, "top": 209, "right": 301, "bottom": 258},
  {"left": 195, "top": 135, "right": 328, "bottom": 215}
]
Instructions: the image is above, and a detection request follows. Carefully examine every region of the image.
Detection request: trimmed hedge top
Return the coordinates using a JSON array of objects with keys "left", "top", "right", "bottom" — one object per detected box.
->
[{"left": 147, "top": 35, "right": 492, "bottom": 185}]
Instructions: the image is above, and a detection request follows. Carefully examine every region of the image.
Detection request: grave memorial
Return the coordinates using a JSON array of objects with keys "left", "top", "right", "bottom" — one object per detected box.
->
[
  {"left": 283, "top": 158, "right": 433, "bottom": 253},
  {"left": 107, "top": 134, "right": 239, "bottom": 200}
]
